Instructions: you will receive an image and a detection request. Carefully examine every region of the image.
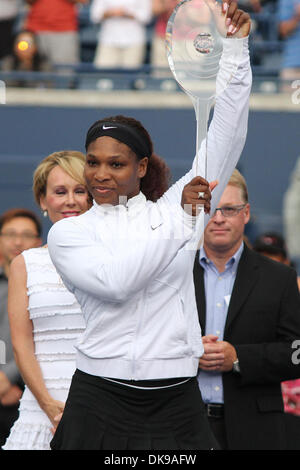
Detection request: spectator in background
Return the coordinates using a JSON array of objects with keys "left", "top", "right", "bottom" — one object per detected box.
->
[
  {"left": 12, "top": 30, "right": 47, "bottom": 72},
  {"left": 229, "top": 0, "right": 261, "bottom": 13},
  {"left": 253, "top": 231, "right": 300, "bottom": 289},
  {"left": 24, "top": 0, "right": 89, "bottom": 67},
  {"left": 253, "top": 231, "right": 289, "bottom": 263},
  {"left": 151, "top": 0, "right": 178, "bottom": 70},
  {"left": 90, "top": 0, "right": 152, "bottom": 69},
  {"left": 2, "top": 30, "right": 52, "bottom": 87},
  {"left": 238, "top": 0, "right": 279, "bottom": 14},
  {"left": 0, "top": 208, "right": 42, "bottom": 448},
  {"left": 278, "top": 0, "right": 300, "bottom": 89},
  {"left": 194, "top": 170, "right": 300, "bottom": 449},
  {"left": 0, "top": 0, "right": 22, "bottom": 70},
  {"left": 150, "top": 0, "right": 212, "bottom": 75}
]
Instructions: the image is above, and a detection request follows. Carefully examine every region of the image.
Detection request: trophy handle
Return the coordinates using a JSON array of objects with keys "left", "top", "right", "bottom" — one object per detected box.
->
[{"left": 193, "top": 95, "right": 215, "bottom": 178}]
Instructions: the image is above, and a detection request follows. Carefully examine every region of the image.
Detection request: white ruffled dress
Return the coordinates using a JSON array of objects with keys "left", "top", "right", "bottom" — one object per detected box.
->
[{"left": 3, "top": 247, "right": 85, "bottom": 450}]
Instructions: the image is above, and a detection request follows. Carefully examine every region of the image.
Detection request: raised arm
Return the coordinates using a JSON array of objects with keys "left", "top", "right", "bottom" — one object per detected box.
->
[
  {"left": 8, "top": 255, "right": 64, "bottom": 428},
  {"left": 161, "top": 5, "right": 252, "bottom": 213}
]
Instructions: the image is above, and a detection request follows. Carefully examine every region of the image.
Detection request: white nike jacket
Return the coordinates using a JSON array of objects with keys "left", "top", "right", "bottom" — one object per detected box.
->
[{"left": 48, "top": 37, "right": 252, "bottom": 381}]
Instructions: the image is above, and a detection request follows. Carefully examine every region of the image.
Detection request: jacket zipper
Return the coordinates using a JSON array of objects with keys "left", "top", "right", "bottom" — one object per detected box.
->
[{"left": 131, "top": 289, "right": 147, "bottom": 380}]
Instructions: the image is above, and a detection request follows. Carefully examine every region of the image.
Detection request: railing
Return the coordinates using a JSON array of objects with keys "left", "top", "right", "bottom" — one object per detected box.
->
[{"left": 0, "top": 65, "right": 284, "bottom": 93}]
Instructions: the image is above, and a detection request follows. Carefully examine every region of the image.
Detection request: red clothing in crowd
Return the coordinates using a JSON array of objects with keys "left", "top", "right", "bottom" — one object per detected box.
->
[{"left": 26, "top": 0, "right": 78, "bottom": 32}]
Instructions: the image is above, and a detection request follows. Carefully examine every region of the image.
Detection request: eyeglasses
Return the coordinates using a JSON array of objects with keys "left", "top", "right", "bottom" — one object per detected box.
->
[
  {"left": 213, "top": 204, "right": 246, "bottom": 218},
  {"left": 0, "top": 232, "right": 39, "bottom": 241}
]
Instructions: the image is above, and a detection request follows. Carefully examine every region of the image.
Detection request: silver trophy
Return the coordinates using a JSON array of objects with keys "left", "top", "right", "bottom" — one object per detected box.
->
[{"left": 166, "top": 0, "right": 244, "bottom": 177}]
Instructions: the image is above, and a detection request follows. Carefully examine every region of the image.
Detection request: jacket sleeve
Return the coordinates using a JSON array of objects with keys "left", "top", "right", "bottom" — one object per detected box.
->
[
  {"left": 161, "top": 36, "right": 252, "bottom": 219},
  {"left": 235, "top": 269, "right": 300, "bottom": 385},
  {"left": 47, "top": 208, "right": 195, "bottom": 303}
]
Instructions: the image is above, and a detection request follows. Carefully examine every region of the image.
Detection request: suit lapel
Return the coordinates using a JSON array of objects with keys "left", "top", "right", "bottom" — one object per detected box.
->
[
  {"left": 224, "top": 245, "right": 260, "bottom": 335},
  {"left": 193, "top": 251, "right": 206, "bottom": 332}
]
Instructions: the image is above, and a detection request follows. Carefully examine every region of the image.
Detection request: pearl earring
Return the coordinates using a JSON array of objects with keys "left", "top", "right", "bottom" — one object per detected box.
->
[{"left": 43, "top": 210, "right": 48, "bottom": 218}]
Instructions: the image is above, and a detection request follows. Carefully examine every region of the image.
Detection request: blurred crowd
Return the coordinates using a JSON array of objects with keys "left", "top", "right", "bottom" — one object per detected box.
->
[{"left": 0, "top": 0, "right": 299, "bottom": 85}]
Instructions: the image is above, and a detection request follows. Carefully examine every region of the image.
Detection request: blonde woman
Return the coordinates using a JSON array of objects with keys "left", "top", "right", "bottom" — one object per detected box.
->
[{"left": 3, "top": 151, "right": 91, "bottom": 450}]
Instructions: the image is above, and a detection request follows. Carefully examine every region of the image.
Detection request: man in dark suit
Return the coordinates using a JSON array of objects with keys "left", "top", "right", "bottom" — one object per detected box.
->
[{"left": 194, "top": 169, "right": 300, "bottom": 450}]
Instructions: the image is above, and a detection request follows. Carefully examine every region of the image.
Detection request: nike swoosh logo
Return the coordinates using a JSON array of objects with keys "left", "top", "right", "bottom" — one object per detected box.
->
[
  {"left": 151, "top": 222, "right": 163, "bottom": 230},
  {"left": 102, "top": 125, "right": 117, "bottom": 130}
]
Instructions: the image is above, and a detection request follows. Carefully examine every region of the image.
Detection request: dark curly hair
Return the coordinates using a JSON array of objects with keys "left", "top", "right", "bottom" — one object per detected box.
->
[{"left": 85, "top": 115, "right": 171, "bottom": 202}]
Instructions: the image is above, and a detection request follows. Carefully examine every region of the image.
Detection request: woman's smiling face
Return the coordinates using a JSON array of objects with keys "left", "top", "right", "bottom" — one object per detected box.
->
[
  {"left": 40, "top": 165, "right": 90, "bottom": 224},
  {"left": 84, "top": 136, "right": 148, "bottom": 206}
]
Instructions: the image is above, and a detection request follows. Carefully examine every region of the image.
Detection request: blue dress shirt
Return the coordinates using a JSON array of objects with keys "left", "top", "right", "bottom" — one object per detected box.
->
[
  {"left": 197, "top": 242, "right": 244, "bottom": 404},
  {"left": 278, "top": 0, "right": 300, "bottom": 68}
]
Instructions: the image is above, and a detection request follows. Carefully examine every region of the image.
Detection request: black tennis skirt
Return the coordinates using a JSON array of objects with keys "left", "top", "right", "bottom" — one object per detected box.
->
[{"left": 50, "top": 369, "right": 219, "bottom": 451}]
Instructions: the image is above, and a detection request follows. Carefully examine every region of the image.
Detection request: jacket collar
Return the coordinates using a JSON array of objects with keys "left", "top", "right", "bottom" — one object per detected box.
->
[
  {"left": 199, "top": 242, "right": 244, "bottom": 272},
  {"left": 92, "top": 192, "right": 147, "bottom": 217}
]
